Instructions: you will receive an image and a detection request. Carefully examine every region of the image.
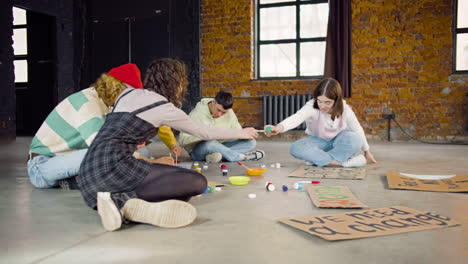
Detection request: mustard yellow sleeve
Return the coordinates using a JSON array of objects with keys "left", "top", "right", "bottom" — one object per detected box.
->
[{"left": 158, "top": 126, "right": 177, "bottom": 148}]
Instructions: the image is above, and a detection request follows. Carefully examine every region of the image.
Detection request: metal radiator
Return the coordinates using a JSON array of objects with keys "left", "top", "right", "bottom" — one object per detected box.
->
[{"left": 263, "top": 94, "right": 313, "bottom": 130}]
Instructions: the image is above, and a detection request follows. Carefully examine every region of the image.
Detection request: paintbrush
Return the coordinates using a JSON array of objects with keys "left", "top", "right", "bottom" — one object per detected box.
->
[
  {"left": 237, "top": 161, "right": 252, "bottom": 170},
  {"left": 169, "top": 152, "right": 175, "bottom": 166}
]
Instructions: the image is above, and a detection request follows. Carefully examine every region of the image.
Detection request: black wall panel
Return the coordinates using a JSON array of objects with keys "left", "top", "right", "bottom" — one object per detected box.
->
[{"left": 84, "top": 0, "right": 200, "bottom": 112}]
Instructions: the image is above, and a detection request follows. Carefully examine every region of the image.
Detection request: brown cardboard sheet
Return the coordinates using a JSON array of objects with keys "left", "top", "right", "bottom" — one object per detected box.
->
[
  {"left": 279, "top": 206, "right": 460, "bottom": 241},
  {"left": 307, "top": 185, "right": 368, "bottom": 208},
  {"left": 289, "top": 165, "right": 366, "bottom": 180},
  {"left": 386, "top": 171, "right": 468, "bottom": 192}
]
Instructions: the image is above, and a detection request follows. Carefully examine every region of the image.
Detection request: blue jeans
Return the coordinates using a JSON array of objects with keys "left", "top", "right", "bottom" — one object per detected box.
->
[
  {"left": 27, "top": 149, "right": 88, "bottom": 188},
  {"left": 289, "top": 131, "right": 363, "bottom": 167},
  {"left": 190, "top": 139, "right": 256, "bottom": 162},
  {"left": 135, "top": 146, "right": 152, "bottom": 158}
]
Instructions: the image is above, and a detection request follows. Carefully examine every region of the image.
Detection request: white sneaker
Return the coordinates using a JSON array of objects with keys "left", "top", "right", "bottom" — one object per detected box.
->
[
  {"left": 97, "top": 192, "right": 122, "bottom": 231},
  {"left": 342, "top": 154, "right": 367, "bottom": 168},
  {"left": 205, "top": 152, "right": 222, "bottom": 163},
  {"left": 122, "top": 199, "right": 197, "bottom": 228},
  {"left": 243, "top": 150, "right": 265, "bottom": 161}
]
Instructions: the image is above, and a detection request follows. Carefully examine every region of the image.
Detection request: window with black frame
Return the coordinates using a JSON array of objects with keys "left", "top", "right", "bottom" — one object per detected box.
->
[
  {"left": 13, "top": 6, "right": 28, "bottom": 85},
  {"left": 454, "top": 0, "right": 468, "bottom": 73},
  {"left": 255, "top": 0, "right": 328, "bottom": 79}
]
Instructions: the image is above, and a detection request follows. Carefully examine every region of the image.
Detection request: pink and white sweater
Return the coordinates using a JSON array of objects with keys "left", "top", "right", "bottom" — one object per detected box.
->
[{"left": 279, "top": 99, "right": 370, "bottom": 151}]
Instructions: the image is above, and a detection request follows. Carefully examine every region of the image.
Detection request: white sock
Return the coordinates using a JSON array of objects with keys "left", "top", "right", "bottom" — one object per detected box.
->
[{"left": 239, "top": 154, "right": 246, "bottom": 160}]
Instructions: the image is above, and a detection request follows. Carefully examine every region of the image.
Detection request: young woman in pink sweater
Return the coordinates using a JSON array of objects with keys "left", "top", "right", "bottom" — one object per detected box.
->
[{"left": 265, "top": 78, "right": 377, "bottom": 167}]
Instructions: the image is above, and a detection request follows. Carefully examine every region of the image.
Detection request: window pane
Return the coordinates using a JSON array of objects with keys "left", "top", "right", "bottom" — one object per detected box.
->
[
  {"left": 458, "top": 0, "right": 468, "bottom": 28},
  {"left": 13, "top": 28, "right": 27, "bottom": 55},
  {"left": 300, "top": 41, "right": 326, "bottom": 76},
  {"left": 300, "top": 3, "right": 328, "bottom": 38},
  {"left": 456, "top": 33, "right": 468, "bottom": 71},
  {"left": 260, "top": 43, "right": 296, "bottom": 77},
  {"left": 260, "top": 6, "right": 296, "bottom": 40},
  {"left": 14, "top": 60, "right": 28, "bottom": 82},
  {"left": 260, "top": 0, "right": 295, "bottom": 4},
  {"left": 13, "top": 7, "right": 27, "bottom": 25}
]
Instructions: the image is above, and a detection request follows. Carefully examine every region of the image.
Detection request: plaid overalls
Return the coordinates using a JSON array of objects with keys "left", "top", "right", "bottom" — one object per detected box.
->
[{"left": 79, "top": 90, "right": 168, "bottom": 209}]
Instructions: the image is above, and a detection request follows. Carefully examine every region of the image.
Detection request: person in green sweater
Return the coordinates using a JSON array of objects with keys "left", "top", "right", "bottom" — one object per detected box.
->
[{"left": 178, "top": 90, "right": 265, "bottom": 163}]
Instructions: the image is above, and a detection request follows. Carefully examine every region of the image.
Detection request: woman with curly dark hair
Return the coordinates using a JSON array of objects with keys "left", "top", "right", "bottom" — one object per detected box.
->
[
  {"left": 143, "top": 58, "right": 188, "bottom": 108},
  {"left": 78, "top": 58, "right": 258, "bottom": 231}
]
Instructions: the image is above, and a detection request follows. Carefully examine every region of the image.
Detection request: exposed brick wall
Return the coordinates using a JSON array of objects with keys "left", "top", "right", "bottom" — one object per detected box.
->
[{"left": 201, "top": 0, "right": 468, "bottom": 141}]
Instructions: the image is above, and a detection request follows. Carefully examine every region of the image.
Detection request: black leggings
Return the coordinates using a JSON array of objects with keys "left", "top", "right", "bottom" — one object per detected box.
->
[{"left": 134, "top": 163, "right": 207, "bottom": 203}]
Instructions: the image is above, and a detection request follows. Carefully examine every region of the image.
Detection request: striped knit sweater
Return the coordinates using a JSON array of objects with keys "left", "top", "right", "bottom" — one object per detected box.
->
[{"left": 30, "top": 88, "right": 109, "bottom": 156}]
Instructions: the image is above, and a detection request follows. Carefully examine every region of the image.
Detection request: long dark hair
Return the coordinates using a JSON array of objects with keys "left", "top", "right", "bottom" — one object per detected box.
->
[
  {"left": 143, "top": 58, "right": 188, "bottom": 108},
  {"left": 312, "top": 78, "right": 344, "bottom": 120}
]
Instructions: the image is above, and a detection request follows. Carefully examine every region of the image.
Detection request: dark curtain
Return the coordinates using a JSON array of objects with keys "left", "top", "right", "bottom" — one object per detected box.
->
[{"left": 324, "top": 0, "right": 352, "bottom": 97}]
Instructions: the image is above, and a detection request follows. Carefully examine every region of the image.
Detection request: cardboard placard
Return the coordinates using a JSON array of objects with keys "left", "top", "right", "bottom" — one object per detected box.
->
[
  {"left": 289, "top": 165, "right": 366, "bottom": 180},
  {"left": 386, "top": 171, "right": 468, "bottom": 193},
  {"left": 307, "top": 185, "right": 368, "bottom": 208},
  {"left": 279, "top": 206, "right": 460, "bottom": 241}
]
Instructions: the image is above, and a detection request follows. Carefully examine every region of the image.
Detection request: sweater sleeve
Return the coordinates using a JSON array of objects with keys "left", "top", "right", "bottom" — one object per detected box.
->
[
  {"left": 278, "top": 101, "right": 315, "bottom": 132},
  {"left": 229, "top": 111, "right": 242, "bottom": 129},
  {"left": 345, "top": 106, "right": 370, "bottom": 151},
  {"left": 157, "top": 126, "right": 177, "bottom": 148},
  {"left": 143, "top": 103, "right": 246, "bottom": 141}
]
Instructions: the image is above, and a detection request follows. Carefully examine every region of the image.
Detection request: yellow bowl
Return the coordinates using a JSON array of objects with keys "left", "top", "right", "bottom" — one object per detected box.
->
[
  {"left": 228, "top": 176, "right": 250, "bottom": 186},
  {"left": 245, "top": 168, "right": 268, "bottom": 176}
]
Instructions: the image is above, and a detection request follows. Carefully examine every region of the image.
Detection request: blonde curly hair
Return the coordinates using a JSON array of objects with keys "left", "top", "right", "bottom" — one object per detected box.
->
[{"left": 92, "top": 74, "right": 127, "bottom": 107}]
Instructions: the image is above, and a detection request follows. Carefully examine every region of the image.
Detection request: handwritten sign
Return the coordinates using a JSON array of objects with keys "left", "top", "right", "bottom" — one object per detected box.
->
[
  {"left": 307, "top": 186, "right": 368, "bottom": 208},
  {"left": 289, "top": 165, "right": 366, "bottom": 180},
  {"left": 386, "top": 171, "right": 468, "bottom": 192},
  {"left": 279, "top": 206, "right": 460, "bottom": 241}
]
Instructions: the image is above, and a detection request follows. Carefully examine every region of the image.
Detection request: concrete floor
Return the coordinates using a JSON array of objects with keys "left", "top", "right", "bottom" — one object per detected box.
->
[{"left": 0, "top": 137, "right": 467, "bottom": 264}]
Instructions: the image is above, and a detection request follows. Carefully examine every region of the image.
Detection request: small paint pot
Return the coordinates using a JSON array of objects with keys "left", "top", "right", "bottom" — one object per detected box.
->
[
  {"left": 293, "top": 183, "right": 303, "bottom": 190},
  {"left": 208, "top": 186, "right": 216, "bottom": 193},
  {"left": 265, "top": 182, "right": 275, "bottom": 192},
  {"left": 195, "top": 167, "right": 202, "bottom": 173},
  {"left": 222, "top": 169, "right": 228, "bottom": 176},
  {"left": 282, "top": 185, "right": 288, "bottom": 192}
]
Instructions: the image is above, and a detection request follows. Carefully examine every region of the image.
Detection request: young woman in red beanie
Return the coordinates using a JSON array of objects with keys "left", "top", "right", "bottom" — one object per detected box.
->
[
  {"left": 27, "top": 63, "right": 144, "bottom": 190},
  {"left": 78, "top": 58, "right": 258, "bottom": 231}
]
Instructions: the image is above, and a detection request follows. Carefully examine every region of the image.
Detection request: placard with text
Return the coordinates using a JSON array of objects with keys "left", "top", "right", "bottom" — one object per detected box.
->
[
  {"left": 307, "top": 185, "right": 368, "bottom": 208},
  {"left": 279, "top": 206, "right": 460, "bottom": 241},
  {"left": 386, "top": 171, "right": 468, "bottom": 192}
]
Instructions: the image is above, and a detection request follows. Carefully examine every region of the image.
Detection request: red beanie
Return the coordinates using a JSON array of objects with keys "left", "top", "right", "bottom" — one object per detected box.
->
[{"left": 107, "top": 63, "right": 143, "bottom": 89}]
